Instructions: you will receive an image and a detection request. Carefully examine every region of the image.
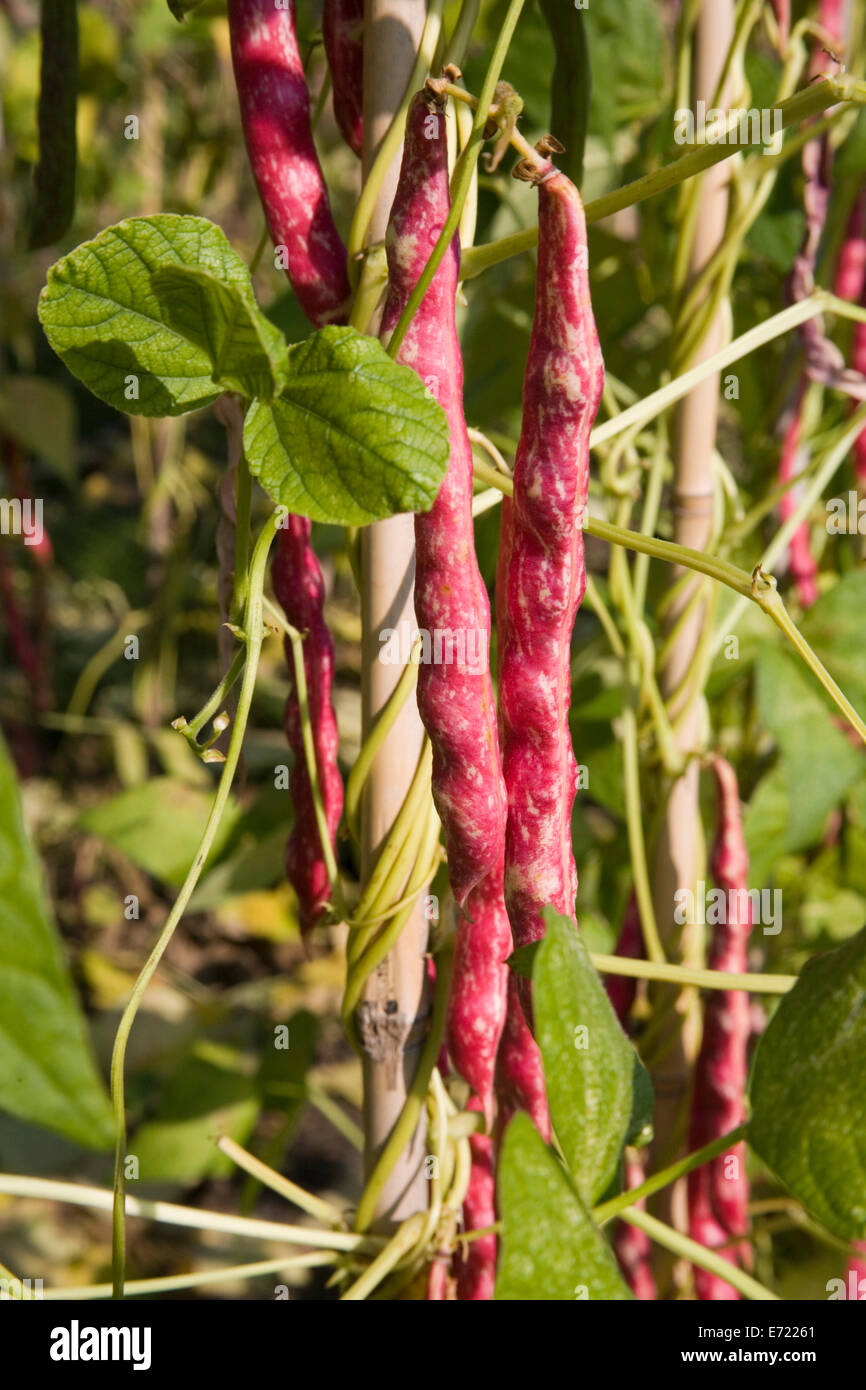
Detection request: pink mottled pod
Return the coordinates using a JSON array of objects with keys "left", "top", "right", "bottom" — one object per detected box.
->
[
  {"left": 323, "top": 0, "right": 364, "bottom": 157},
  {"left": 835, "top": 194, "right": 866, "bottom": 488},
  {"left": 778, "top": 388, "right": 819, "bottom": 609},
  {"left": 379, "top": 88, "right": 510, "bottom": 1115},
  {"left": 847, "top": 1244, "right": 866, "bottom": 1295},
  {"left": 496, "top": 155, "right": 604, "bottom": 972},
  {"left": 454, "top": 1096, "right": 497, "bottom": 1301},
  {"left": 612, "top": 1155, "right": 657, "bottom": 1300},
  {"left": 380, "top": 88, "right": 507, "bottom": 914},
  {"left": 605, "top": 892, "right": 643, "bottom": 1026},
  {"left": 447, "top": 862, "right": 511, "bottom": 1128},
  {"left": 834, "top": 194, "right": 866, "bottom": 304},
  {"left": 495, "top": 974, "right": 550, "bottom": 1143},
  {"left": 689, "top": 1198, "right": 742, "bottom": 1300},
  {"left": 272, "top": 516, "right": 344, "bottom": 937},
  {"left": 426, "top": 1253, "right": 450, "bottom": 1300},
  {"left": 607, "top": 908, "right": 656, "bottom": 1299},
  {"left": 817, "top": 0, "right": 844, "bottom": 46},
  {"left": 227, "top": 0, "right": 351, "bottom": 327},
  {"left": 770, "top": 0, "right": 790, "bottom": 47},
  {"left": 687, "top": 756, "right": 754, "bottom": 1297},
  {"left": 854, "top": 315, "right": 866, "bottom": 488}
]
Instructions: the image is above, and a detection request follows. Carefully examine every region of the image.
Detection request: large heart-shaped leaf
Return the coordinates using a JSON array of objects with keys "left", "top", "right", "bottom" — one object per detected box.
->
[
  {"left": 534, "top": 907, "right": 651, "bottom": 1203},
  {"left": 749, "top": 926, "right": 866, "bottom": 1239},
  {"left": 150, "top": 263, "right": 288, "bottom": 401},
  {"left": 38, "top": 214, "right": 286, "bottom": 415},
  {"left": 131, "top": 1053, "right": 259, "bottom": 1183},
  {"left": 496, "top": 1112, "right": 632, "bottom": 1301},
  {"left": 0, "top": 736, "right": 113, "bottom": 1148},
  {"left": 243, "top": 326, "right": 450, "bottom": 526},
  {"left": 80, "top": 777, "right": 241, "bottom": 889},
  {"left": 754, "top": 646, "right": 861, "bottom": 848}
]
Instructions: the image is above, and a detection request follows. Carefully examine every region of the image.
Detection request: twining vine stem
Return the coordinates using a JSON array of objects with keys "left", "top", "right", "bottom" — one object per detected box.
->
[{"left": 109, "top": 514, "right": 279, "bottom": 1298}]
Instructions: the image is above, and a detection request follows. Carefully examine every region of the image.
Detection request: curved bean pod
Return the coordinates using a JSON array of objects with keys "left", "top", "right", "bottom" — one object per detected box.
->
[
  {"left": 380, "top": 87, "right": 510, "bottom": 1114},
  {"left": 496, "top": 156, "right": 604, "bottom": 967},
  {"left": 455, "top": 1096, "right": 497, "bottom": 1300},
  {"left": 272, "top": 515, "right": 344, "bottom": 936},
  {"left": 323, "top": 0, "right": 364, "bottom": 157},
  {"left": 227, "top": 0, "right": 351, "bottom": 327},
  {"left": 687, "top": 756, "right": 753, "bottom": 1299},
  {"left": 380, "top": 88, "right": 507, "bottom": 915}
]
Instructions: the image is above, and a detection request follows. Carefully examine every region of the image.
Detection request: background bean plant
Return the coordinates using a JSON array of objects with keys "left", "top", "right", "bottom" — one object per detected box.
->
[{"left": 0, "top": 0, "right": 865, "bottom": 1303}]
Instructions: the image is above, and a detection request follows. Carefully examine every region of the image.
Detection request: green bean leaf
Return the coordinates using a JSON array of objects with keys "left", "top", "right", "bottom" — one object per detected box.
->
[
  {"left": 0, "top": 735, "right": 113, "bottom": 1149},
  {"left": 38, "top": 215, "right": 287, "bottom": 415},
  {"left": 534, "top": 907, "right": 651, "bottom": 1203},
  {"left": 243, "top": 326, "right": 450, "bottom": 526},
  {"left": 496, "top": 1112, "right": 632, "bottom": 1301},
  {"left": 749, "top": 926, "right": 866, "bottom": 1240}
]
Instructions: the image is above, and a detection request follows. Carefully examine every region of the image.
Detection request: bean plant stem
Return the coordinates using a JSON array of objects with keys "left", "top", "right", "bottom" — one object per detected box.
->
[
  {"left": 109, "top": 516, "right": 279, "bottom": 1298},
  {"left": 460, "top": 77, "right": 866, "bottom": 281},
  {"left": 594, "top": 1123, "right": 749, "bottom": 1225},
  {"left": 43, "top": 1253, "right": 334, "bottom": 1302},
  {"left": 262, "top": 595, "right": 345, "bottom": 913},
  {"left": 216, "top": 1136, "right": 346, "bottom": 1227},
  {"left": 341, "top": 1213, "right": 427, "bottom": 1300},
  {"left": 177, "top": 646, "right": 246, "bottom": 744},
  {"left": 232, "top": 452, "right": 252, "bottom": 620},
  {"left": 344, "top": 634, "right": 421, "bottom": 840},
  {"left": 618, "top": 1205, "right": 780, "bottom": 1300},
  {"left": 473, "top": 463, "right": 866, "bottom": 745},
  {"left": 0, "top": 1173, "right": 383, "bottom": 1250},
  {"left": 591, "top": 953, "right": 795, "bottom": 994},
  {"left": 445, "top": 0, "right": 480, "bottom": 67},
  {"left": 711, "top": 401, "right": 866, "bottom": 653}
]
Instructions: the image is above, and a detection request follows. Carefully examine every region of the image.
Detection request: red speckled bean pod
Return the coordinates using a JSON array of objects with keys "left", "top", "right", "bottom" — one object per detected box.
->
[
  {"left": 834, "top": 194, "right": 866, "bottom": 488},
  {"left": 380, "top": 88, "right": 506, "bottom": 913},
  {"left": 454, "top": 1096, "right": 497, "bottom": 1300},
  {"left": 272, "top": 515, "right": 344, "bottom": 936},
  {"left": 854, "top": 314, "right": 866, "bottom": 488},
  {"left": 779, "top": 2, "right": 864, "bottom": 580},
  {"left": 448, "top": 860, "right": 511, "bottom": 1128},
  {"left": 690, "top": 1201, "right": 740, "bottom": 1300},
  {"left": 489, "top": 489, "right": 548, "bottom": 1139},
  {"left": 770, "top": 0, "right": 790, "bottom": 46},
  {"left": 818, "top": 0, "right": 844, "bottom": 42},
  {"left": 687, "top": 756, "right": 753, "bottom": 1299},
  {"left": 833, "top": 193, "right": 866, "bottom": 304},
  {"left": 426, "top": 1251, "right": 451, "bottom": 1300},
  {"left": 605, "top": 891, "right": 643, "bottom": 1026},
  {"left": 495, "top": 973, "right": 550, "bottom": 1142},
  {"left": 496, "top": 155, "right": 604, "bottom": 969},
  {"left": 322, "top": 0, "right": 364, "bottom": 158},
  {"left": 606, "top": 897, "right": 655, "bottom": 1299},
  {"left": 847, "top": 1243, "right": 866, "bottom": 1295},
  {"left": 778, "top": 387, "right": 819, "bottom": 608},
  {"left": 227, "top": 0, "right": 351, "bottom": 327},
  {"left": 379, "top": 87, "right": 509, "bottom": 1114},
  {"left": 612, "top": 1154, "right": 657, "bottom": 1301}
]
